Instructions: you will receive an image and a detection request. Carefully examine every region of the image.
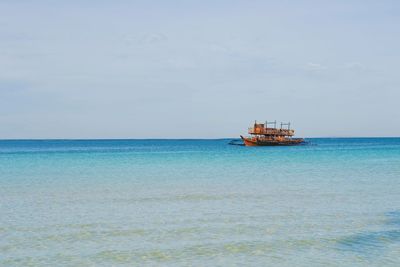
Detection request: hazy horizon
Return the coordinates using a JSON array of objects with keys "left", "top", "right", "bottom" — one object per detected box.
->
[{"left": 1, "top": 0, "right": 399, "bottom": 139}]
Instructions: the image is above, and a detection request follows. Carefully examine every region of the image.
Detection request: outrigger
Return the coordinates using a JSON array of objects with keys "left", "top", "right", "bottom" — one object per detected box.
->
[{"left": 240, "top": 120, "right": 304, "bottom": 146}]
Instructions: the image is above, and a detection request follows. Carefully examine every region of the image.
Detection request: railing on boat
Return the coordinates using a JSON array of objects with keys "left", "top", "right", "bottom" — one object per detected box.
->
[{"left": 248, "top": 127, "right": 294, "bottom": 136}]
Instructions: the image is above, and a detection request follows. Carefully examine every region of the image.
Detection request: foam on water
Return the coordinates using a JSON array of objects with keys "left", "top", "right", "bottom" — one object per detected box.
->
[{"left": 1, "top": 138, "right": 400, "bottom": 266}]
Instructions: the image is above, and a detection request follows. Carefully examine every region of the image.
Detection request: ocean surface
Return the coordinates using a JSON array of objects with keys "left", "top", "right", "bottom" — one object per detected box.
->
[{"left": 1, "top": 138, "right": 400, "bottom": 266}]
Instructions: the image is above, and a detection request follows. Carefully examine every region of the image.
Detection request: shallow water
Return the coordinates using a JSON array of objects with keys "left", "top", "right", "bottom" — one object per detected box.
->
[{"left": 1, "top": 138, "right": 400, "bottom": 266}]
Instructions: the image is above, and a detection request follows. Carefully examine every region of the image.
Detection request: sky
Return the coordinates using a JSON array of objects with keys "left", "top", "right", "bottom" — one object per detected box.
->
[{"left": 0, "top": 0, "right": 399, "bottom": 138}]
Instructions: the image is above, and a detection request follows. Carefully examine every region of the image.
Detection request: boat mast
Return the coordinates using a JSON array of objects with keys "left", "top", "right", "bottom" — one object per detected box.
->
[{"left": 281, "top": 122, "right": 291, "bottom": 130}]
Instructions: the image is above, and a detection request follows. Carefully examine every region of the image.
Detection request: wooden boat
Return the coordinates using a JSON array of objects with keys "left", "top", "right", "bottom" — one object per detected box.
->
[{"left": 240, "top": 120, "right": 304, "bottom": 146}]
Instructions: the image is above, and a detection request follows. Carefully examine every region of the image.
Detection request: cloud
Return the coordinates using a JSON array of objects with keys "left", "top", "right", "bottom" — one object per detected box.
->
[
  {"left": 305, "top": 62, "right": 327, "bottom": 71},
  {"left": 0, "top": 31, "right": 34, "bottom": 42},
  {"left": 123, "top": 33, "right": 168, "bottom": 46},
  {"left": 343, "top": 62, "right": 367, "bottom": 71}
]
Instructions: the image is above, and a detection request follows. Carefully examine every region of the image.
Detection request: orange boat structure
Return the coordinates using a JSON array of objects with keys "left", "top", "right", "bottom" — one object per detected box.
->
[{"left": 240, "top": 120, "right": 304, "bottom": 146}]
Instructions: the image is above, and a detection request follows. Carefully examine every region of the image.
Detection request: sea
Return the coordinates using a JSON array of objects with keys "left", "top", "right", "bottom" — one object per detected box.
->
[{"left": 1, "top": 138, "right": 400, "bottom": 266}]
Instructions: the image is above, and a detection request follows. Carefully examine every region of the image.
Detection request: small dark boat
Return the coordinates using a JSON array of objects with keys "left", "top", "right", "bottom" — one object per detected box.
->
[{"left": 240, "top": 120, "right": 304, "bottom": 146}]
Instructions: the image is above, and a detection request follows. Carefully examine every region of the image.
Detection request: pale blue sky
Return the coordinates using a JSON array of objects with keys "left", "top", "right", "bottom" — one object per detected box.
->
[{"left": 1, "top": 0, "right": 399, "bottom": 138}]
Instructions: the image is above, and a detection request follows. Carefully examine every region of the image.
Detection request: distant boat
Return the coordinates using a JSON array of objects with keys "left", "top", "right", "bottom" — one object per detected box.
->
[{"left": 240, "top": 120, "right": 304, "bottom": 146}]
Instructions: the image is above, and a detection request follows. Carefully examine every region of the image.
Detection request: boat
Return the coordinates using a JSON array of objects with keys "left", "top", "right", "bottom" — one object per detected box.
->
[{"left": 240, "top": 120, "right": 304, "bottom": 146}]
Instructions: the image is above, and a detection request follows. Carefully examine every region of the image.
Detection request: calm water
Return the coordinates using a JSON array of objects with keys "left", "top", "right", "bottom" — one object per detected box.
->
[{"left": 1, "top": 138, "right": 400, "bottom": 266}]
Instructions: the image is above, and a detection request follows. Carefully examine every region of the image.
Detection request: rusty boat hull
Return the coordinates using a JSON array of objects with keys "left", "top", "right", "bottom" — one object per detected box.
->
[{"left": 240, "top": 136, "right": 304, "bottom": 146}]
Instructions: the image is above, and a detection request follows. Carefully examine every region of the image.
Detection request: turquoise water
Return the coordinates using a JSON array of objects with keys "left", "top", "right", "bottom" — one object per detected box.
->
[{"left": 1, "top": 138, "right": 400, "bottom": 266}]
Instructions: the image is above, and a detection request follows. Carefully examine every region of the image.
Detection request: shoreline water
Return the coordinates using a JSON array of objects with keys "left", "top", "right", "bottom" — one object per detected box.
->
[{"left": 1, "top": 138, "right": 400, "bottom": 266}]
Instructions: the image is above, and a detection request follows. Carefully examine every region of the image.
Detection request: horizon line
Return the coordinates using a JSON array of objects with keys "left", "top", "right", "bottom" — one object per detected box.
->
[{"left": 0, "top": 136, "right": 400, "bottom": 141}]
